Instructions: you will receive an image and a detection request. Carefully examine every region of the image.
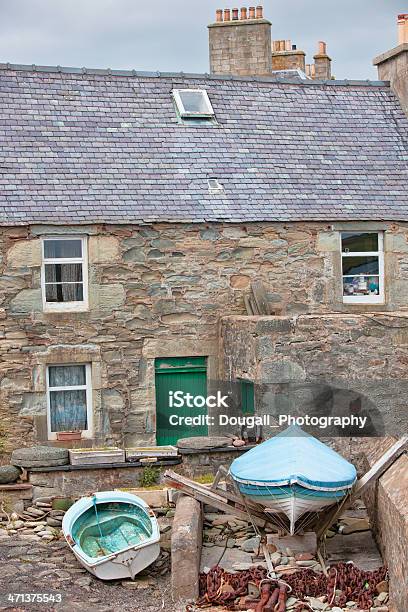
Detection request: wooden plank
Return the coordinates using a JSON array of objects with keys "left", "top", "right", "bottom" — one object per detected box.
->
[
  {"left": 251, "top": 281, "right": 271, "bottom": 315},
  {"left": 249, "top": 294, "right": 260, "bottom": 315},
  {"left": 317, "top": 436, "right": 408, "bottom": 540},
  {"left": 163, "top": 470, "right": 273, "bottom": 529},
  {"left": 0, "top": 484, "right": 32, "bottom": 491},
  {"left": 244, "top": 295, "right": 254, "bottom": 315},
  {"left": 353, "top": 435, "right": 408, "bottom": 497}
]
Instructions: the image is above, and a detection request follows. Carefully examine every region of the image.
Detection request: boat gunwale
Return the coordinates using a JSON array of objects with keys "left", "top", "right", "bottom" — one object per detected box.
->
[
  {"left": 229, "top": 473, "right": 357, "bottom": 492},
  {"left": 62, "top": 491, "right": 160, "bottom": 568}
]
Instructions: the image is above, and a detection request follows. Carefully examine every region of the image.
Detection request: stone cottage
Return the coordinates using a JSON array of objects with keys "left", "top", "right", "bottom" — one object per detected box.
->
[{"left": 0, "top": 8, "right": 407, "bottom": 452}]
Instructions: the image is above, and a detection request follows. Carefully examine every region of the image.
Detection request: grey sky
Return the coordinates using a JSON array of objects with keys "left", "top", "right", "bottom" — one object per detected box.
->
[{"left": 0, "top": 0, "right": 405, "bottom": 79}]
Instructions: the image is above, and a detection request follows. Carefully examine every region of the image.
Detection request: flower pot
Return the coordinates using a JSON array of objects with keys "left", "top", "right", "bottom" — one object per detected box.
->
[{"left": 56, "top": 431, "right": 82, "bottom": 441}]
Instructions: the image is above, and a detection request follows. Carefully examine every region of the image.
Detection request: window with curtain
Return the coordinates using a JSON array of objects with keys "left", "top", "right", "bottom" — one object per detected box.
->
[
  {"left": 47, "top": 364, "right": 90, "bottom": 432},
  {"left": 341, "top": 232, "right": 384, "bottom": 304},
  {"left": 42, "top": 237, "right": 87, "bottom": 309}
]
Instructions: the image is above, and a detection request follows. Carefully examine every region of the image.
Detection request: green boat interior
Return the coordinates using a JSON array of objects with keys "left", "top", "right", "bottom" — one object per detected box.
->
[{"left": 72, "top": 502, "right": 153, "bottom": 558}]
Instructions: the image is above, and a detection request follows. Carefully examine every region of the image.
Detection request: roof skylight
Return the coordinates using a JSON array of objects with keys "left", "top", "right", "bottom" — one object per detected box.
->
[
  {"left": 173, "top": 89, "right": 214, "bottom": 118},
  {"left": 208, "top": 178, "right": 224, "bottom": 193}
]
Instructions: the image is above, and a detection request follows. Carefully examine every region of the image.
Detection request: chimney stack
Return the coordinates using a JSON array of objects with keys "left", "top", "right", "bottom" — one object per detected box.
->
[
  {"left": 374, "top": 14, "right": 408, "bottom": 116},
  {"left": 208, "top": 6, "right": 272, "bottom": 76},
  {"left": 398, "top": 14, "right": 408, "bottom": 44},
  {"left": 313, "top": 41, "right": 332, "bottom": 80},
  {"left": 272, "top": 39, "right": 306, "bottom": 72}
]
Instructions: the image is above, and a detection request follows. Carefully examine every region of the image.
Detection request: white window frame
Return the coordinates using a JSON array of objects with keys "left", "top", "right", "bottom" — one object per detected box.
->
[
  {"left": 341, "top": 232, "right": 384, "bottom": 305},
  {"left": 46, "top": 363, "right": 93, "bottom": 440},
  {"left": 172, "top": 89, "right": 214, "bottom": 118},
  {"left": 41, "top": 236, "right": 88, "bottom": 312}
]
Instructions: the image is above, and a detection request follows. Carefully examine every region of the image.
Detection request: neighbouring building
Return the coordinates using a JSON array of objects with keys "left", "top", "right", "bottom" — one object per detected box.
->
[{"left": 0, "top": 8, "right": 407, "bottom": 453}]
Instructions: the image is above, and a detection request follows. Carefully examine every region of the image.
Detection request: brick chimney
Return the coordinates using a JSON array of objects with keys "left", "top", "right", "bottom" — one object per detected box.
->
[
  {"left": 313, "top": 41, "right": 331, "bottom": 80},
  {"left": 271, "top": 40, "right": 306, "bottom": 72},
  {"left": 208, "top": 6, "right": 272, "bottom": 76},
  {"left": 374, "top": 14, "right": 408, "bottom": 116}
]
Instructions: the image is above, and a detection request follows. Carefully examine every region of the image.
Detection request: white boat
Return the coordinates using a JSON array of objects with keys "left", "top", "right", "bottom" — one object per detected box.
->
[
  {"left": 62, "top": 490, "right": 160, "bottom": 580},
  {"left": 230, "top": 425, "right": 357, "bottom": 535}
]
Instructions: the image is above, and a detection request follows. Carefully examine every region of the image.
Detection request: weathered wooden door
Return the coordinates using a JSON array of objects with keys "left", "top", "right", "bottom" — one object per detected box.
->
[{"left": 155, "top": 357, "right": 208, "bottom": 445}]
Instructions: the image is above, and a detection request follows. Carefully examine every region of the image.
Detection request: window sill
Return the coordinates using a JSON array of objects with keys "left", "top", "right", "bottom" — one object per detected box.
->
[
  {"left": 343, "top": 298, "right": 385, "bottom": 305},
  {"left": 43, "top": 304, "right": 89, "bottom": 314}
]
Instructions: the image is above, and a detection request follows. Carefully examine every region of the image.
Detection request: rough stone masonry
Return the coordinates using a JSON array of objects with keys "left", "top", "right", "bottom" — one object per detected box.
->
[{"left": 1, "top": 222, "right": 408, "bottom": 453}]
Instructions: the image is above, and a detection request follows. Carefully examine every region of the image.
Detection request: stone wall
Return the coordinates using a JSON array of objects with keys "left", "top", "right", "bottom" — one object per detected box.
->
[
  {"left": 220, "top": 313, "right": 408, "bottom": 451},
  {"left": 1, "top": 221, "right": 408, "bottom": 453},
  {"left": 271, "top": 50, "right": 306, "bottom": 71},
  {"left": 362, "top": 438, "right": 408, "bottom": 612},
  {"left": 209, "top": 19, "right": 272, "bottom": 76}
]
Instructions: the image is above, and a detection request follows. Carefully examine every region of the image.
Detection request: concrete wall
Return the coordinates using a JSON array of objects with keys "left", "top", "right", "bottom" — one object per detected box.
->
[{"left": 1, "top": 221, "right": 408, "bottom": 452}]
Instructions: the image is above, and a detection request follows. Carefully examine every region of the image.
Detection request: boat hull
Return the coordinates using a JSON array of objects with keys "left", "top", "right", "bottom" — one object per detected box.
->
[
  {"left": 62, "top": 491, "right": 160, "bottom": 581},
  {"left": 235, "top": 482, "right": 347, "bottom": 534},
  {"left": 70, "top": 539, "right": 161, "bottom": 580}
]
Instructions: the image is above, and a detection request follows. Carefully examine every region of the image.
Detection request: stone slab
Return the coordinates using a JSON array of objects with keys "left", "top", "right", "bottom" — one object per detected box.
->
[
  {"left": 116, "top": 488, "right": 168, "bottom": 508},
  {"left": 200, "top": 546, "right": 254, "bottom": 573},
  {"left": 171, "top": 495, "right": 203, "bottom": 604},
  {"left": 177, "top": 437, "right": 233, "bottom": 450},
  {"left": 267, "top": 532, "right": 317, "bottom": 554},
  {"left": 325, "top": 531, "right": 383, "bottom": 571},
  {"left": 11, "top": 446, "right": 69, "bottom": 468}
]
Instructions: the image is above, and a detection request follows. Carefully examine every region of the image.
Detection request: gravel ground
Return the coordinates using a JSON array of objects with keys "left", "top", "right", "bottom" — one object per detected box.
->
[{"left": 0, "top": 536, "right": 177, "bottom": 612}]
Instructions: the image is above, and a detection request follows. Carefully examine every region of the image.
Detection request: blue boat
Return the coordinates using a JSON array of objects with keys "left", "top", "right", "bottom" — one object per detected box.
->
[{"left": 229, "top": 425, "right": 357, "bottom": 535}]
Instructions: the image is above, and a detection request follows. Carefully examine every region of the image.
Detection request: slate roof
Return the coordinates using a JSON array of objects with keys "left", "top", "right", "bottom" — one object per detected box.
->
[{"left": 0, "top": 64, "right": 407, "bottom": 225}]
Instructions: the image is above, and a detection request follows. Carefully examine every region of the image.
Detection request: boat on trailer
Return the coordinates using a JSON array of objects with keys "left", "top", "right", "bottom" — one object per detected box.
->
[
  {"left": 229, "top": 425, "right": 357, "bottom": 535},
  {"left": 62, "top": 490, "right": 160, "bottom": 580}
]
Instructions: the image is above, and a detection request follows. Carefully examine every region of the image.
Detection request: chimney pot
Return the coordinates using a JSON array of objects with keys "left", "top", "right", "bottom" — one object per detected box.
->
[
  {"left": 398, "top": 13, "right": 408, "bottom": 45},
  {"left": 216, "top": 9, "right": 223, "bottom": 22},
  {"left": 241, "top": 7, "right": 248, "bottom": 20},
  {"left": 318, "top": 41, "right": 327, "bottom": 55},
  {"left": 256, "top": 5, "right": 263, "bottom": 19},
  {"left": 232, "top": 8, "right": 239, "bottom": 20},
  {"left": 224, "top": 8, "right": 231, "bottom": 21},
  {"left": 285, "top": 39, "right": 291, "bottom": 51},
  {"left": 248, "top": 6, "right": 256, "bottom": 19}
]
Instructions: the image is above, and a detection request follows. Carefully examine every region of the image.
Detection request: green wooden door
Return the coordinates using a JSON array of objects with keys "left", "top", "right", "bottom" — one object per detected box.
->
[{"left": 155, "top": 357, "right": 208, "bottom": 445}]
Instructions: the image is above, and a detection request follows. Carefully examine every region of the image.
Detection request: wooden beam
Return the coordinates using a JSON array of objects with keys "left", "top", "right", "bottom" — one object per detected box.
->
[
  {"left": 164, "top": 469, "right": 275, "bottom": 529},
  {"left": 317, "top": 436, "right": 408, "bottom": 540},
  {"left": 352, "top": 435, "right": 408, "bottom": 497},
  {"left": 251, "top": 280, "right": 271, "bottom": 315}
]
